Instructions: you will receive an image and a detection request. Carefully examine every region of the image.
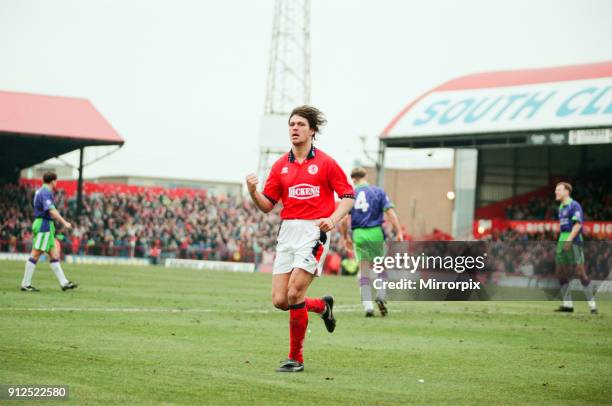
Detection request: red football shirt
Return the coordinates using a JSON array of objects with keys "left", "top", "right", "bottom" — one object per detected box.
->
[{"left": 263, "top": 147, "right": 355, "bottom": 220}]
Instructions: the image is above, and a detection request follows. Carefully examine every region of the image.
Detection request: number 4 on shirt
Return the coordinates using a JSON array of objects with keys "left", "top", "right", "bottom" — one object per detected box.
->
[{"left": 355, "top": 191, "right": 370, "bottom": 213}]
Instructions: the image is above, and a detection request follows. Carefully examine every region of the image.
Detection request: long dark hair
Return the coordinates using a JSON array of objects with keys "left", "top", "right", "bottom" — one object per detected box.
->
[{"left": 289, "top": 105, "right": 327, "bottom": 140}]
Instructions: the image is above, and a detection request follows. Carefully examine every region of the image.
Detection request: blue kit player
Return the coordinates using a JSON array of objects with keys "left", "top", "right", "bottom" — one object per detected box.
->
[
  {"left": 21, "top": 172, "right": 77, "bottom": 292},
  {"left": 340, "top": 167, "right": 403, "bottom": 317},
  {"left": 554, "top": 181, "right": 597, "bottom": 314}
]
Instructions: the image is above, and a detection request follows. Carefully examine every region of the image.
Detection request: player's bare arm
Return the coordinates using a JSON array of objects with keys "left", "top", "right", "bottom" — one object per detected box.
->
[
  {"left": 384, "top": 207, "right": 403, "bottom": 240},
  {"left": 245, "top": 173, "right": 274, "bottom": 213},
  {"left": 49, "top": 208, "right": 72, "bottom": 230},
  {"left": 340, "top": 215, "right": 353, "bottom": 251},
  {"left": 315, "top": 197, "right": 354, "bottom": 232}
]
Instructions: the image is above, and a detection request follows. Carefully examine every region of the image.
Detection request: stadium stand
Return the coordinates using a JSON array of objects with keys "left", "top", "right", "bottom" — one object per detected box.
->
[
  {"left": 1, "top": 180, "right": 382, "bottom": 271},
  {"left": 0, "top": 181, "right": 279, "bottom": 263},
  {"left": 2, "top": 177, "right": 606, "bottom": 277},
  {"left": 478, "top": 169, "right": 611, "bottom": 221},
  {"left": 480, "top": 229, "right": 610, "bottom": 280}
]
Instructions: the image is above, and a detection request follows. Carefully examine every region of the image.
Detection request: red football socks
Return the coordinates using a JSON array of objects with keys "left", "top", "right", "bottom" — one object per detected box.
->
[
  {"left": 288, "top": 302, "right": 308, "bottom": 363},
  {"left": 305, "top": 297, "right": 326, "bottom": 314}
]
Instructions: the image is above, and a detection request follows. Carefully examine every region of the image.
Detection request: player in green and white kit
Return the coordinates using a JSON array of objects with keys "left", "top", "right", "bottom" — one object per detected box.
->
[
  {"left": 554, "top": 182, "right": 597, "bottom": 314},
  {"left": 341, "top": 168, "right": 403, "bottom": 317},
  {"left": 20, "top": 172, "right": 77, "bottom": 292}
]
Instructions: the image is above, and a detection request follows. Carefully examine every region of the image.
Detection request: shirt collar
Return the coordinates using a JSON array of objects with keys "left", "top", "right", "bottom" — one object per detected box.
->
[
  {"left": 355, "top": 182, "right": 369, "bottom": 189},
  {"left": 559, "top": 198, "right": 573, "bottom": 209},
  {"left": 288, "top": 145, "right": 316, "bottom": 163}
]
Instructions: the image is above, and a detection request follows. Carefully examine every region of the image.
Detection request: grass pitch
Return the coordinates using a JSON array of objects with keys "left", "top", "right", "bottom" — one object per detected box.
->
[{"left": 0, "top": 260, "right": 611, "bottom": 405}]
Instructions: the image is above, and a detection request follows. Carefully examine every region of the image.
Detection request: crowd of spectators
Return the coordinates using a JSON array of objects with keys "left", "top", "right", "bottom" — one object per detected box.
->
[
  {"left": 0, "top": 183, "right": 37, "bottom": 254},
  {"left": 1, "top": 181, "right": 608, "bottom": 280},
  {"left": 479, "top": 229, "right": 610, "bottom": 279},
  {"left": 0, "top": 182, "right": 352, "bottom": 264}
]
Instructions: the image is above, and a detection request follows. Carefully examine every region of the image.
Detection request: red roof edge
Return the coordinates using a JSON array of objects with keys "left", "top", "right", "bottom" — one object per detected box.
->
[{"left": 0, "top": 90, "right": 124, "bottom": 144}]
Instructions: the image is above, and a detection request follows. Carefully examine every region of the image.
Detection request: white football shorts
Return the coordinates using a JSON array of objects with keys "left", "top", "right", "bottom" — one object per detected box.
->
[{"left": 273, "top": 219, "right": 330, "bottom": 277}]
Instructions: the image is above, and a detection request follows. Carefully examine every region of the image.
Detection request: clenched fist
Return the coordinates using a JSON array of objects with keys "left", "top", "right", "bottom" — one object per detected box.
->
[{"left": 245, "top": 173, "right": 259, "bottom": 194}]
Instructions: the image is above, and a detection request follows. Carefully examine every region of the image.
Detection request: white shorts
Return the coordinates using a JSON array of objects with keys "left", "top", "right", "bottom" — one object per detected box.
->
[{"left": 273, "top": 220, "right": 330, "bottom": 277}]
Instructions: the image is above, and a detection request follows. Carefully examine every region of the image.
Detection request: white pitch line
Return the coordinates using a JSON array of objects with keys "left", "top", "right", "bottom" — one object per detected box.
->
[{"left": 0, "top": 304, "right": 364, "bottom": 314}]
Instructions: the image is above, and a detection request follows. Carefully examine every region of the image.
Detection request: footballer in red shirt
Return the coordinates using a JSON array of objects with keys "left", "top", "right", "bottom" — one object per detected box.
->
[{"left": 246, "top": 105, "right": 355, "bottom": 372}]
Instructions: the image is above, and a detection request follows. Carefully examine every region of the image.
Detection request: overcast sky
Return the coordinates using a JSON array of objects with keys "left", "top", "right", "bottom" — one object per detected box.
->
[{"left": 1, "top": 0, "right": 611, "bottom": 183}]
